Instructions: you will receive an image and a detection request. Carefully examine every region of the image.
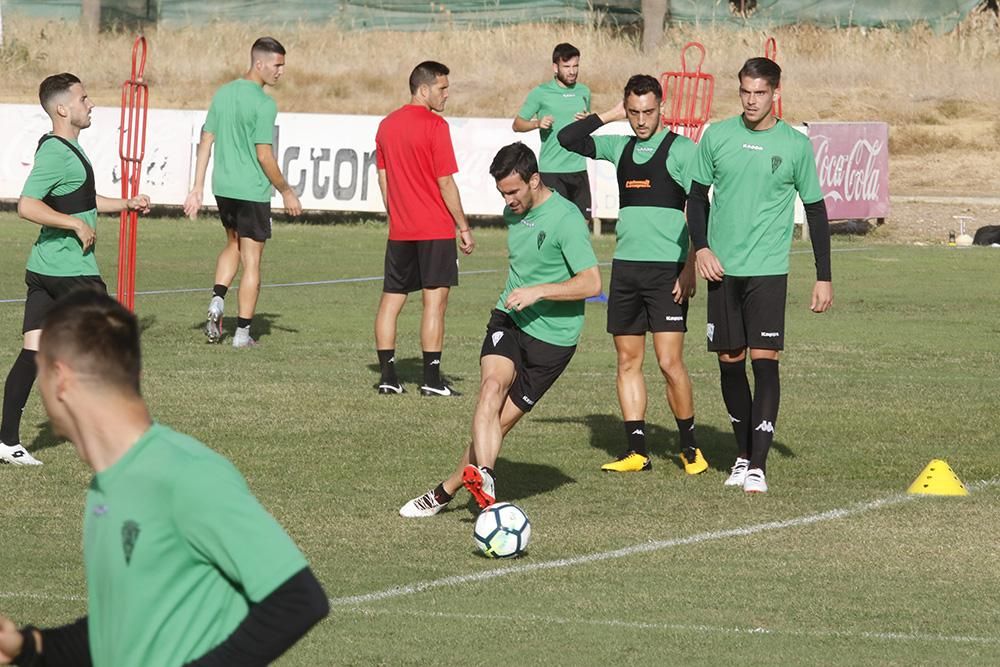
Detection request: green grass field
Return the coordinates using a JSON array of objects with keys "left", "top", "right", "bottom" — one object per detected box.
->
[{"left": 0, "top": 214, "right": 997, "bottom": 666}]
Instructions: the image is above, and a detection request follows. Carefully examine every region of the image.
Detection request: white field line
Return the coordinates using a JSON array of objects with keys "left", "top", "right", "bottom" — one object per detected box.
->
[
  {"left": 328, "top": 478, "right": 998, "bottom": 609},
  {"left": 0, "top": 247, "right": 873, "bottom": 304},
  {"left": 339, "top": 608, "right": 1000, "bottom": 646}
]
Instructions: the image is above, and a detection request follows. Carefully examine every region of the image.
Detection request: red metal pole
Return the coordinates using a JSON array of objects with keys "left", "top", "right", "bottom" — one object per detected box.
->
[
  {"left": 117, "top": 36, "right": 149, "bottom": 311},
  {"left": 764, "top": 36, "right": 783, "bottom": 119}
]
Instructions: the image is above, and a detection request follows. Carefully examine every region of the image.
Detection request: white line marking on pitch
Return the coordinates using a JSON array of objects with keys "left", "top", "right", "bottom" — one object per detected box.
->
[
  {"left": 328, "top": 478, "right": 997, "bottom": 608},
  {"left": 0, "top": 248, "right": 872, "bottom": 304},
  {"left": 339, "top": 608, "right": 1000, "bottom": 646}
]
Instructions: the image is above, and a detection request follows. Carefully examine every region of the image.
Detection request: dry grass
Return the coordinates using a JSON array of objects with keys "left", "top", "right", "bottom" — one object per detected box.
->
[{"left": 2, "top": 12, "right": 999, "bottom": 204}]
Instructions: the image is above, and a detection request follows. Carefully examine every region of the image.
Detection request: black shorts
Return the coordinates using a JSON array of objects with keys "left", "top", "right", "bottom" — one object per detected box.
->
[
  {"left": 706, "top": 275, "right": 787, "bottom": 351},
  {"left": 383, "top": 239, "right": 459, "bottom": 294},
  {"left": 479, "top": 309, "right": 576, "bottom": 413},
  {"left": 607, "top": 260, "right": 688, "bottom": 335},
  {"left": 216, "top": 195, "right": 272, "bottom": 242},
  {"left": 23, "top": 270, "right": 107, "bottom": 333},
  {"left": 540, "top": 171, "right": 591, "bottom": 220}
]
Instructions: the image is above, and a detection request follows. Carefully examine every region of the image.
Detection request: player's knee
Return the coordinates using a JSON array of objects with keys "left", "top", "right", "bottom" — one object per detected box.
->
[{"left": 658, "top": 355, "right": 686, "bottom": 382}]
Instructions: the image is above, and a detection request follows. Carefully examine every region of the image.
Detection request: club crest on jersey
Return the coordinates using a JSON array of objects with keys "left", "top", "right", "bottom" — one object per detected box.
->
[
  {"left": 122, "top": 520, "right": 140, "bottom": 565},
  {"left": 537, "top": 230, "right": 547, "bottom": 249},
  {"left": 771, "top": 156, "right": 783, "bottom": 173}
]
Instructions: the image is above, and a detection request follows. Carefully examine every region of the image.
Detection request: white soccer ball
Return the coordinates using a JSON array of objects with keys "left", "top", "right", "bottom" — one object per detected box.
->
[{"left": 473, "top": 502, "right": 531, "bottom": 558}]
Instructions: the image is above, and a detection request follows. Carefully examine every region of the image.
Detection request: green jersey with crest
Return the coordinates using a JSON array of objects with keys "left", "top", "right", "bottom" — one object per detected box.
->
[{"left": 517, "top": 79, "right": 592, "bottom": 173}]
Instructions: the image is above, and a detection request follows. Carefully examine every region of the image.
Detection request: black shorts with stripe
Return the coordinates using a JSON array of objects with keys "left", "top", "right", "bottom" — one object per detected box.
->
[
  {"left": 607, "top": 259, "right": 688, "bottom": 335},
  {"left": 706, "top": 274, "right": 787, "bottom": 351},
  {"left": 479, "top": 309, "right": 576, "bottom": 413},
  {"left": 382, "top": 238, "right": 458, "bottom": 294}
]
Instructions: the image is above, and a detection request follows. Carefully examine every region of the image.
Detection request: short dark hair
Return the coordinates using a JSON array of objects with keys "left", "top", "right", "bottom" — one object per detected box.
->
[
  {"left": 251, "top": 37, "right": 286, "bottom": 60},
  {"left": 489, "top": 142, "right": 538, "bottom": 183},
  {"left": 552, "top": 43, "right": 580, "bottom": 64},
  {"left": 40, "top": 290, "right": 142, "bottom": 395},
  {"left": 738, "top": 57, "right": 781, "bottom": 89},
  {"left": 623, "top": 74, "right": 662, "bottom": 101},
  {"left": 38, "top": 73, "right": 81, "bottom": 112},
  {"left": 409, "top": 61, "right": 449, "bottom": 94}
]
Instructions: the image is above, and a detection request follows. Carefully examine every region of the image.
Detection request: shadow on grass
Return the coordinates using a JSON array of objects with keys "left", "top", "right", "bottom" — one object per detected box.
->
[
  {"left": 188, "top": 312, "right": 298, "bottom": 343},
  {"left": 453, "top": 457, "right": 576, "bottom": 523},
  {"left": 27, "top": 421, "right": 67, "bottom": 454},
  {"left": 138, "top": 314, "right": 156, "bottom": 333},
  {"left": 537, "top": 413, "right": 795, "bottom": 474},
  {"left": 366, "top": 357, "right": 467, "bottom": 389}
]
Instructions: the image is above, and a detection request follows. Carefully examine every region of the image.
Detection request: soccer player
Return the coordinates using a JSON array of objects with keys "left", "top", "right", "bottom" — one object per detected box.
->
[
  {"left": 559, "top": 74, "right": 708, "bottom": 475},
  {"left": 399, "top": 143, "right": 601, "bottom": 517},
  {"left": 687, "top": 57, "right": 833, "bottom": 493},
  {"left": 513, "top": 43, "right": 592, "bottom": 219},
  {"left": 0, "top": 290, "right": 328, "bottom": 665},
  {"left": 0, "top": 72, "right": 150, "bottom": 467},
  {"left": 374, "top": 61, "right": 475, "bottom": 397},
  {"left": 184, "top": 37, "right": 301, "bottom": 349}
]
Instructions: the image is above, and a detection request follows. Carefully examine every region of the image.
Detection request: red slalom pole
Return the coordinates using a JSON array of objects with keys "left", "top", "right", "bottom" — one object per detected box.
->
[
  {"left": 764, "top": 36, "right": 783, "bottom": 119},
  {"left": 117, "top": 35, "right": 149, "bottom": 311}
]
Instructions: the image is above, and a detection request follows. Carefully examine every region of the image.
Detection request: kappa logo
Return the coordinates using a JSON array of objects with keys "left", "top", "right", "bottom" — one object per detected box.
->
[
  {"left": 562, "top": 93, "right": 577, "bottom": 98},
  {"left": 665, "top": 315, "right": 684, "bottom": 321},
  {"left": 760, "top": 331, "right": 780, "bottom": 338},
  {"left": 521, "top": 395, "right": 535, "bottom": 406},
  {"left": 537, "top": 230, "right": 547, "bottom": 249},
  {"left": 771, "top": 156, "right": 783, "bottom": 173},
  {"left": 729, "top": 414, "right": 741, "bottom": 424},
  {"left": 121, "top": 520, "right": 140, "bottom": 565},
  {"left": 755, "top": 420, "right": 775, "bottom": 434},
  {"left": 635, "top": 145, "right": 654, "bottom": 153},
  {"left": 430, "top": 359, "right": 441, "bottom": 366},
  {"left": 491, "top": 331, "right": 504, "bottom": 347},
  {"left": 520, "top": 219, "right": 535, "bottom": 228},
  {"left": 631, "top": 428, "right": 645, "bottom": 436},
  {"left": 388, "top": 356, "right": 395, "bottom": 364},
  {"left": 706, "top": 323, "right": 715, "bottom": 342},
  {"left": 742, "top": 143, "right": 764, "bottom": 152},
  {"left": 93, "top": 504, "right": 109, "bottom": 516}
]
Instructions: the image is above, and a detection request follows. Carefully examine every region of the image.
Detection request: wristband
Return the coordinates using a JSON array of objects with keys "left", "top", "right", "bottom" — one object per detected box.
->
[{"left": 15, "top": 626, "right": 40, "bottom": 666}]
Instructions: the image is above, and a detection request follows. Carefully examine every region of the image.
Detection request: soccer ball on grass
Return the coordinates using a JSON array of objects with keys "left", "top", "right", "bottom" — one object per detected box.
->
[{"left": 473, "top": 502, "right": 531, "bottom": 558}]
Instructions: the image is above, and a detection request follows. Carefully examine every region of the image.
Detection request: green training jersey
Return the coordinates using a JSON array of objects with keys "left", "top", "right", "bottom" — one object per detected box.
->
[
  {"left": 83, "top": 423, "right": 308, "bottom": 666},
  {"left": 593, "top": 130, "right": 695, "bottom": 262},
  {"left": 204, "top": 79, "right": 278, "bottom": 203},
  {"left": 20, "top": 137, "right": 99, "bottom": 277},
  {"left": 517, "top": 79, "right": 591, "bottom": 174},
  {"left": 691, "top": 115, "right": 823, "bottom": 276},
  {"left": 496, "top": 191, "right": 598, "bottom": 347}
]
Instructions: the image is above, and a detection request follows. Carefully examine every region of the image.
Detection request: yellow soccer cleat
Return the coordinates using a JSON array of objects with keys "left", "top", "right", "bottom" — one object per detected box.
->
[
  {"left": 680, "top": 448, "right": 709, "bottom": 475},
  {"left": 601, "top": 451, "right": 651, "bottom": 473}
]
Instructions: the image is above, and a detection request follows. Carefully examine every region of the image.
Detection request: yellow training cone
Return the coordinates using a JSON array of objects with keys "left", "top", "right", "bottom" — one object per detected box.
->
[{"left": 907, "top": 459, "right": 969, "bottom": 496}]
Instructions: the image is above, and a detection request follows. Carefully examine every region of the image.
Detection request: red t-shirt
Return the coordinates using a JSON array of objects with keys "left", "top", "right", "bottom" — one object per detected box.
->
[{"left": 375, "top": 105, "right": 459, "bottom": 240}]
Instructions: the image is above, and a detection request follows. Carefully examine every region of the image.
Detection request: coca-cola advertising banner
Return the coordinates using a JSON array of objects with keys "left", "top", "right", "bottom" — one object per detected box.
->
[{"left": 807, "top": 122, "right": 890, "bottom": 220}]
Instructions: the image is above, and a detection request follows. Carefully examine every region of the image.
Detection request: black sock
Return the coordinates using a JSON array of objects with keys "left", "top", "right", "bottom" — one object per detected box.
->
[
  {"left": 236, "top": 317, "right": 251, "bottom": 330},
  {"left": 749, "top": 359, "right": 780, "bottom": 474},
  {"left": 212, "top": 284, "right": 228, "bottom": 299},
  {"left": 719, "top": 358, "right": 752, "bottom": 460},
  {"left": 432, "top": 483, "right": 453, "bottom": 505},
  {"left": 676, "top": 416, "right": 696, "bottom": 455},
  {"left": 623, "top": 420, "right": 647, "bottom": 455},
  {"left": 1, "top": 349, "right": 37, "bottom": 445},
  {"left": 422, "top": 351, "right": 442, "bottom": 387},
  {"left": 377, "top": 349, "right": 398, "bottom": 384}
]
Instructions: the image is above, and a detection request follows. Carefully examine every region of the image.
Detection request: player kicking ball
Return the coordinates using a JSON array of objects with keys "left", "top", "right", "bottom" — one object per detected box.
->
[{"left": 399, "top": 143, "right": 600, "bottom": 517}]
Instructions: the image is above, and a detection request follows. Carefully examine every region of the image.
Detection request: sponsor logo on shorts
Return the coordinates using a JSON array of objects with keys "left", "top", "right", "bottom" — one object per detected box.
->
[
  {"left": 521, "top": 395, "right": 535, "bottom": 405},
  {"left": 665, "top": 315, "right": 684, "bottom": 322},
  {"left": 755, "top": 420, "right": 775, "bottom": 434},
  {"left": 760, "top": 331, "right": 781, "bottom": 338},
  {"left": 707, "top": 323, "right": 715, "bottom": 342},
  {"left": 491, "top": 331, "right": 504, "bottom": 347},
  {"left": 625, "top": 179, "right": 651, "bottom": 189},
  {"left": 742, "top": 143, "right": 764, "bottom": 151}
]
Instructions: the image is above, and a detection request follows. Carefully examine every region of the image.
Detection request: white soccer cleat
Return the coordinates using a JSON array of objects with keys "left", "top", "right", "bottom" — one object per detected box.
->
[
  {"left": 0, "top": 443, "right": 43, "bottom": 466},
  {"left": 723, "top": 457, "right": 750, "bottom": 487},
  {"left": 399, "top": 490, "right": 447, "bottom": 518},
  {"left": 743, "top": 468, "right": 768, "bottom": 494},
  {"left": 205, "top": 296, "right": 224, "bottom": 343}
]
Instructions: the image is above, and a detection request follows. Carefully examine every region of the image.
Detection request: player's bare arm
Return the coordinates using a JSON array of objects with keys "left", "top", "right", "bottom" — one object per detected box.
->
[
  {"left": 504, "top": 265, "right": 601, "bottom": 312},
  {"left": 512, "top": 115, "right": 554, "bottom": 132},
  {"left": 96, "top": 194, "right": 151, "bottom": 214},
  {"left": 256, "top": 143, "right": 302, "bottom": 216},
  {"left": 183, "top": 129, "right": 215, "bottom": 218},
  {"left": 674, "top": 258, "right": 697, "bottom": 303},
  {"left": 437, "top": 174, "right": 475, "bottom": 255},
  {"left": 597, "top": 100, "right": 626, "bottom": 124},
  {"left": 17, "top": 196, "right": 95, "bottom": 251}
]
